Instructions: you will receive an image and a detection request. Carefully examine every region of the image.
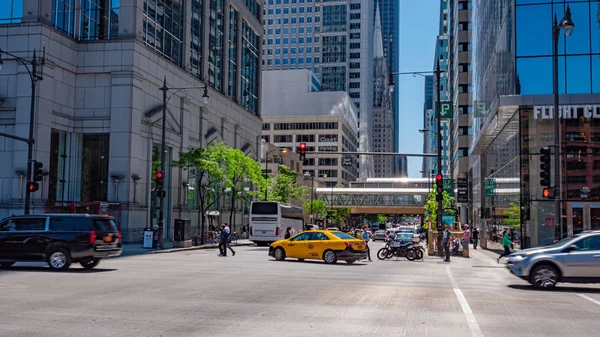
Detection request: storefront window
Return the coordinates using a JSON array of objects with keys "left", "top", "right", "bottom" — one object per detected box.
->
[{"left": 81, "top": 134, "right": 110, "bottom": 202}]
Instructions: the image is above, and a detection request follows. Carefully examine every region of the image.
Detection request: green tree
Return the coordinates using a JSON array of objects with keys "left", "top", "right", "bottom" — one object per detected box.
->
[
  {"left": 304, "top": 199, "right": 327, "bottom": 220},
  {"left": 376, "top": 214, "right": 388, "bottom": 224},
  {"left": 423, "top": 189, "right": 455, "bottom": 230},
  {"left": 264, "top": 165, "right": 307, "bottom": 203},
  {"left": 328, "top": 208, "right": 350, "bottom": 227},
  {"left": 503, "top": 197, "right": 521, "bottom": 228},
  {"left": 223, "top": 147, "right": 266, "bottom": 230},
  {"left": 173, "top": 143, "right": 228, "bottom": 241}
]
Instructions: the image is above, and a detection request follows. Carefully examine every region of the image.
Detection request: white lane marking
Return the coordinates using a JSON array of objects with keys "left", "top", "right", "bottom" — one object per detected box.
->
[
  {"left": 446, "top": 266, "right": 485, "bottom": 337},
  {"left": 578, "top": 294, "right": 600, "bottom": 306}
]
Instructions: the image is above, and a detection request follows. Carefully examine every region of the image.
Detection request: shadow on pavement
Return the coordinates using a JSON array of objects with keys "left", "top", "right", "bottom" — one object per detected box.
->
[
  {"left": 508, "top": 284, "right": 600, "bottom": 294},
  {"left": 246, "top": 248, "right": 269, "bottom": 252},
  {"left": 0, "top": 266, "right": 118, "bottom": 273},
  {"left": 268, "top": 259, "right": 368, "bottom": 266}
]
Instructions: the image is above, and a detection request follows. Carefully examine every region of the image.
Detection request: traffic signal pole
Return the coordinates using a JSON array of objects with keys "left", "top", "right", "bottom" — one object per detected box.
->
[{"left": 435, "top": 62, "right": 444, "bottom": 257}]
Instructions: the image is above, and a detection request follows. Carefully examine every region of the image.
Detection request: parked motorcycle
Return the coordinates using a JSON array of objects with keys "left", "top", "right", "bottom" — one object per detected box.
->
[{"left": 377, "top": 240, "right": 418, "bottom": 261}]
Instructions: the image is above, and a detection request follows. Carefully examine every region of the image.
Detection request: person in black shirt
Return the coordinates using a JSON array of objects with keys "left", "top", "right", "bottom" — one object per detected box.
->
[
  {"left": 284, "top": 227, "right": 293, "bottom": 239},
  {"left": 472, "top": 227, "right": 480, "bottom": 250}
]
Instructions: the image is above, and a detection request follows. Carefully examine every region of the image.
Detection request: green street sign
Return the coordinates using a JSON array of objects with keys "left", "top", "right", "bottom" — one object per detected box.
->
[
  {"left": 439, "top": 101, "right": 453, "bottom": 119},
  {"left": 485, "top": 179, "right": 496, "bottom": 196},
  {"left": 443, "top": 179, "right": 454, "bottom": 196},
  {"left": 474, "top": 101, "right": 491, "bottom": 118}
]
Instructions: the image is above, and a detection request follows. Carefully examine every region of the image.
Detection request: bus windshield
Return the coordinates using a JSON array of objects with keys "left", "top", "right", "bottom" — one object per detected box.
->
[{"left": 251, "top": 202, "right": 278, "bottom": 215}]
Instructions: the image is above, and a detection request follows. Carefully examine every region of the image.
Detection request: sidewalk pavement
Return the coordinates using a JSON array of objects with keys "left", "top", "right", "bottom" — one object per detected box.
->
[{"left": 120, "top": 239, "right": 254, "bottom": 257}]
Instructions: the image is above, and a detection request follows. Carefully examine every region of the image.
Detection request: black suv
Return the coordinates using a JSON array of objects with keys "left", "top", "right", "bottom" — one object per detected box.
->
[{"left": 0, "top": 214, "right": 122, "bottom": 270}]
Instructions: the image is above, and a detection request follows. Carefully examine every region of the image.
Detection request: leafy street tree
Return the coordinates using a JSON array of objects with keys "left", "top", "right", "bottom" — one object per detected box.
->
[
  {"left": 304, "top": 199, "right": 327, "bottom": 220},
  {"left": 503, "top": 197, "right": 521, "bottom": 228},
  {"left": 328, "top": 208, "right": 350, "bottom": 227},
  {"left": 173, "top": 143, "right": 228, "bottom": 243},
  {"left": 423, "top": 189, "right": 455, "bottom": 230},
  {"left": 376, "top": 214, "right": 388, "bottom": 224},
  {"left": 264, "top": 165, "right": 307, "bottom": 203},
  {"left": 223, "top": 147, "right": 266, "bottom": 231}
]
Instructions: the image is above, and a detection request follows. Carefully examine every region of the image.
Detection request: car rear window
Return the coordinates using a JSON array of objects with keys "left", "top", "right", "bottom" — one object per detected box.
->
[
  {"left": 93, "top": 218, "right": 118, "bottom": 232},
  {"left": 331, "top": 232, "right": 357, "bottom": 240}
]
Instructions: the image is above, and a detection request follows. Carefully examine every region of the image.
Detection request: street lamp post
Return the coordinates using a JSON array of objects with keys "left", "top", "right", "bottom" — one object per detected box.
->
[
  {"left": 389, "top": 64, "right": 445, "bottom": 256},
  {"left": 158, "top": 77, "right": 209, "bottom": 247},
  {"left": 0, "top": 48, "right": 45, "bottom": 214},
  {"left": 552, "top": 6, "right": 574, "bottom": 240},
  {"left": 303, "top": 172, "right": 315, "bottom": 221}
]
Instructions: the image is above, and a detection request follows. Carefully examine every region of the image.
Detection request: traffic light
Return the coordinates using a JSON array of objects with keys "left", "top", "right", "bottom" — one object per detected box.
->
[
  {"left": 543, "top": 187, "right": 555, "bottom": 199},
  {"left": 435, "top": 173, "right": 443, "bottom": 201},
  {"left": 27, "top": 182, "right": 39, "bottom": 192},
  {"left": 33, "top": 161, "right": 44, "bottom": 181},
  {"left": 299, "top": 142, "right": 306, "bottom": 161},
  {"left": 540, "top": 147, "right": 551, "bottom": 187},
  {"left": 155, "top": 171, "right": 165, "bottom": 197}
]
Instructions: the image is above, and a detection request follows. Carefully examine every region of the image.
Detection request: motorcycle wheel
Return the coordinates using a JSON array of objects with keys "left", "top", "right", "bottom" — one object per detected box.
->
[
  {"left": 415, "top": 249, "right": 424, "bottom": 260},
  {"left": 377, "top": 248, "right": 389, "bottom": 260},
  {"left": 406, "top": 249, "right": 416, "bottom": 261}
]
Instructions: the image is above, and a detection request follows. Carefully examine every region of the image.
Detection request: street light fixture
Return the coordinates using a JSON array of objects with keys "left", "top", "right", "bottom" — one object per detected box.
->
[
  {"left": 158, "top": 77, "right": 209, "bottom": 248},
  {"left": 552, "top": 5, "right": 575, "bottom": 240},
  {"left": 0, "top": 48, "right": 45, "bottom": 214}
]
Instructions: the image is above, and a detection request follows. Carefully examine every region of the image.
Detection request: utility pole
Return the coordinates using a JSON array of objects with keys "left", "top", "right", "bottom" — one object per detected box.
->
[{"left": 158, "top": 78, "right": 168, "bottom": 248}]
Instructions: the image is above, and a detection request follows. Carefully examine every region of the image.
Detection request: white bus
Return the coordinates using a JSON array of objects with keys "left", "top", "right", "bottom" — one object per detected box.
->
[{"left": 249, "top": 201, "right": 304, "bottom": 246}]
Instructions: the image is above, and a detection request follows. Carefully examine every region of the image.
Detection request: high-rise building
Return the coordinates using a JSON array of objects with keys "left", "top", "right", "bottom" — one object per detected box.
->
[
  {"left": 261, "top": 70, "right": 361, "bottom": 187},
  {"left": 0, "top": 0, "right": 264, "bottom": 242},
  {"left": 375, "top": 0, "right": 401, "bottom": 175},
  {"left": 262, "top": 0, "right": 375, "bottom": 178},
  {"left": 448, "top": 0, "right": 473, "bottom": 222},
  {"left": 372, "top": 4, "right": 396, "bottom": 177},
  {"left": 422, "top": 75, "right": 434, "bottom": 177}
]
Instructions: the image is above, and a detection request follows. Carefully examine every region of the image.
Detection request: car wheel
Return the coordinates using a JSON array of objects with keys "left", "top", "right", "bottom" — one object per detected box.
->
[
  {"left": 80, "top": 259, "right": 100, "bottom": 270},
  {"left": 530, "top": 264, "right": 559, "bottom": 290},
  {"left": 323, "top": 250, "right": 337, "bottom": 264},
  {"left": 0, "top": 261, "right": 15, "bottom": 268},
  {"left": 47, "top": 248, "right": 71, "bottom": 270},
  {"left": 377, "top": 248, "right": 389, "bottom": 260},
  {"left": 346, "top": 260, "right": 356, "bottom": 264},
  {"left": 274, "top": 247, "right": 286, "bottom": 261}
]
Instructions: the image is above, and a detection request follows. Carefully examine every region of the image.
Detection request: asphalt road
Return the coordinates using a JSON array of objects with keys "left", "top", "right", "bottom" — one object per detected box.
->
[{"left": 1, "top": 241, "right": 600, "bottom": 337}]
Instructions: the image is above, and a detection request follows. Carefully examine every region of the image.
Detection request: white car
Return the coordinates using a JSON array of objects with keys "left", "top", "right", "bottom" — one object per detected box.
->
[{"left": 326, "top": 227, "right": 340, "bottom": 231}]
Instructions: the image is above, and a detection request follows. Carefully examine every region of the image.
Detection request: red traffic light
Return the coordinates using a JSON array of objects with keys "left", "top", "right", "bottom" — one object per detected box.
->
[
  {"left": 156, "top": 172, "right": 163, "bottom": 179},
  {"left": 543, "top": 187, "right": 555, "bottom": 198},
  {"left": 299, "top": 143, "right": 306, "bottom": 150},
  {"left": 435, "top": 174, "right": 443, "bottom": 181},
  {"left": 27, "top": 182, "right": 39, "bottom": 192}
]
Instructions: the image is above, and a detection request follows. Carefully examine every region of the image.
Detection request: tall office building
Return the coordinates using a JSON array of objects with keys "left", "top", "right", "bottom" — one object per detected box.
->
[
  {"left": 262, "top": 0, "right": 375, "bottom": 178},
  {"left": 375, "top": 0, "right": 401, "bottom": 175},
  {"left": 0, "top": 0, "right": 264, "bottom": 242},
  {"left": 448, "top": 0, "right": 473, "bottom": 222},
  {"left": 372, "top": 5, "right": 396, "bottom": 177},
  {"left": 422, "top": 75, "right": 434, "bottom": 177}
]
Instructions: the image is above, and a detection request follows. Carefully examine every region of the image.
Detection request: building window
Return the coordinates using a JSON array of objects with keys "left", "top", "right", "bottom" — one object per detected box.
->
[
  {"left": 244, "top": 0, "right": 260, "bottom": 20},
  {"left": 296, "top": 135, "right": 315, "bottom": 142},
  {"left": 321, "top": 66, "right": 346, "bottom": 91},
  {"left": 262, "top": 123, "right": 271, "bottom": 130},
  {"left": 274, "top": 135, "right": 293, "bottom": 143},
  {"left": 322, "top": 35, "right": 346, "bottom": 63},
  {"left": 261, "top": 135, "right": 270, "bottom": 142},
  {"left": 1, "top": 0, "right": 23, "bottom": 24},
  {"left": 318, "top": 158, "right": 338, "bottom": 166},
  {"left": 79, "top": 0, "right": 120, "bottom": 40},
  {"left": 190, "top": 0, "right": 204, "bottom": 79},
  {"left": 51, "top": 0, "right": 77, "bottom": 36},
  {"left": 81, "top": 134, "right": 110, "bottom": 201},
  {"left": 242, "top": 20, "right": 260, "bottom": 114},
  {"left": 143, "top": 0, "right": 185, "bottom": 66},
  {"left": 322, "top": 5, "right": 346, "bottom": 33},
  {"left": 208, "top": 0, "right": 225, "bottom": 91},
  {"left": 228, "top": 7, "right": 238, "bottom": 100}
]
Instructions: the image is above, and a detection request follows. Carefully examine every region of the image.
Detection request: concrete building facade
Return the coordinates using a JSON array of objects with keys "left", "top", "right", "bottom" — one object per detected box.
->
[
  {"left": 261, "top": 69, "right": 360, "bottom": 187},
  {"left": 261, "top": 0, "right": 374, "bottom": 178},
  {"left": 0, "top": 0, "right": 264, "bottom": 242}
]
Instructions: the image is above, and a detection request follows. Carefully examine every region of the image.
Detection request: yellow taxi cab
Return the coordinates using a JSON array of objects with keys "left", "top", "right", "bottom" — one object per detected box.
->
[{"left": 268, "top": 230, "right": 368, "bottom": 264}]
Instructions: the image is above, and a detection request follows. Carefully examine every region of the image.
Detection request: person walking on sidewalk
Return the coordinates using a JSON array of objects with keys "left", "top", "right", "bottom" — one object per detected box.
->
[
  {"left": 361, "top": 225, "right": 373, "bottom": 262},
  {"left": 472, "top": 226, "right": 479, "bottom": 250},
  {"left": 497, "top": 228, "right": 514, "bottom": 263},
  {"left": 443, "top": 224, "right": 452, "bottom": 262},
  {"left": 218, "top": 224, "right": 227, "bottom": 256},
  {"left": 462, "top": 224, "right": 471, "bottom": 258}
]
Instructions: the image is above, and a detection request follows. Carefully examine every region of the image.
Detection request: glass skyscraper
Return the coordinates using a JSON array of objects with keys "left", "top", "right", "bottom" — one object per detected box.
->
[{"left": 471, "top": 0, "right": 600, "bottom": 248}]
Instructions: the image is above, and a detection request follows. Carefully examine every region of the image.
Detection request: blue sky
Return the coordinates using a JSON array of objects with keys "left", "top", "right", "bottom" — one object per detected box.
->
[{"left": 397, "top": 1, "right": 440, "bottom": 177}]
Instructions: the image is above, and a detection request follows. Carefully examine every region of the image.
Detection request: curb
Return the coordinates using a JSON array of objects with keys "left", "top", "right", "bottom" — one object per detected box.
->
[{"left": 150, "top": 242, "right": 255, "bottom": 254}]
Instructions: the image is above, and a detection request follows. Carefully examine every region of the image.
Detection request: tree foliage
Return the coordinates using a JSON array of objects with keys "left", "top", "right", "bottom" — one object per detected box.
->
[
  {"left": 304, "top": 199, "right": 327, "bottom": 219},
  {"left": 264, "top": 165, "right": 307, "bottom": 203},
  {"left": 328, "top": 208, "right": 350, "bottom": 226},
  {"left": 503, "top": 197, "right": 521, "bottom": 228},
  {"left": 376, "top": 214, "right": 388, "bottom": 224},
  {"left": 423, "top": 189, "right": 455, "bottom": 230}
]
